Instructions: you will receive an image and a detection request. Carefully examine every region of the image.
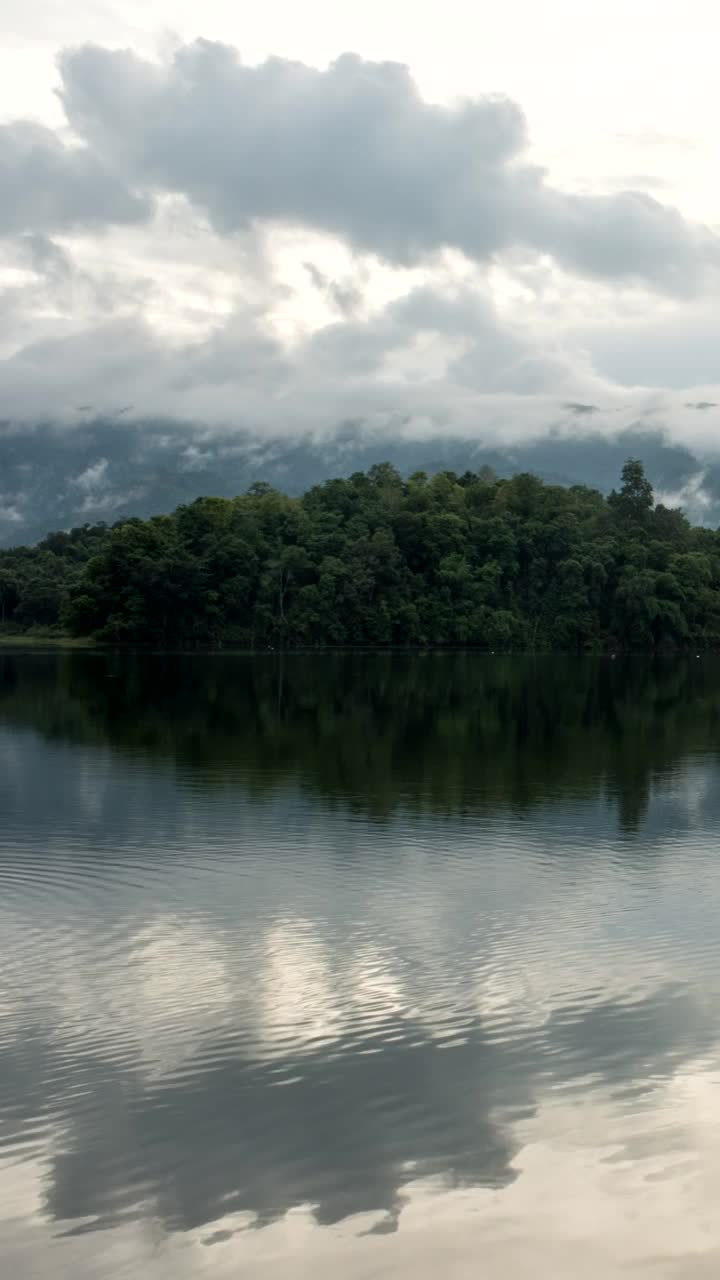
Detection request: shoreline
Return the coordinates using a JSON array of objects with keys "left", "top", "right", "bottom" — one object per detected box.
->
[
  {"left": 0, "top": 633, "right": 94, "bottom": 649},
  {"left": 0, "top": 633, "right": 715, "bottom": 657}
]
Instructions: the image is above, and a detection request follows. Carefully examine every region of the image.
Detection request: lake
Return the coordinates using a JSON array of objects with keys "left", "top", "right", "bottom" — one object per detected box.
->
[{"left": 2, "top": 652, "right": 720, "bottom": 1278}]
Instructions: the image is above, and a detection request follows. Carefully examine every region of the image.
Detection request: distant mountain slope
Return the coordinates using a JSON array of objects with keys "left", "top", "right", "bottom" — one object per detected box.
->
[{"left": 1, "top": 419, "right": 717, "bottom": 545}]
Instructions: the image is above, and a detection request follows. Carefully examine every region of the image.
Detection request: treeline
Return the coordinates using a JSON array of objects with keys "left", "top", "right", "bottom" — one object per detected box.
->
[
  {"left": 0, "top": 523, "right": 111, "bottom": 630},
  {"left": 1, "top": 459, "right": 720, "bottom": 649}
]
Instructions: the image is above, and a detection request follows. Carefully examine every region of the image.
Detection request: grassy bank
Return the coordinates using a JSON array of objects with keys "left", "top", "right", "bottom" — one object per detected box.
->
[{"left": 0, "top": 630, "right": 94, "bottom": 648}]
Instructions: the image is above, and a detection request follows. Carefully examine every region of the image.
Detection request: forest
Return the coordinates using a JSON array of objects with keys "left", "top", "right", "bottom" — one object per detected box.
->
[{"left": 1, "top": 458, "right": 719, "bottom": 650}]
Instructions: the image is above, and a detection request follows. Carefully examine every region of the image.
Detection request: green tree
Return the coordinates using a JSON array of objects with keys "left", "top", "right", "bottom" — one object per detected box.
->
[
  {"left": 609, "top": 458, "right": 655, "bottom": 526},
  {"left": 5, "top": 458, "right": 718, "bottom": 653}
]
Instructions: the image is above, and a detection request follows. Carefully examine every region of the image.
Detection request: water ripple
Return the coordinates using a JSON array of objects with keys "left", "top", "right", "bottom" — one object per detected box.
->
[{"left": 3, "top": 659, "right": 720, "bottom": 1275}]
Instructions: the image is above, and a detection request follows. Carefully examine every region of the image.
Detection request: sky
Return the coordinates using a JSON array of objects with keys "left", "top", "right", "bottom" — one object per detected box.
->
[{"left": 2, "top": 0, "right": 720, "bottom": 457}]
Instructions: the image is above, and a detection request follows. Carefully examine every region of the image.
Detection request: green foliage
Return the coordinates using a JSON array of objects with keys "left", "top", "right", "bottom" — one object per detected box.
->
[
  {"left": 2, "top": 458, "right": 720, "bottom": 650},
  {"left": 0, "top": 523, "right": 112, "bottom": 634},
  {"left": 608, "top": 457, "right": 655, "bottom": 527}
]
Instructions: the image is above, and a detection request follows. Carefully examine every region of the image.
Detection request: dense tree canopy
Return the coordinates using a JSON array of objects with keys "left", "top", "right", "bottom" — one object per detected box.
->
[{"left": 2, "top": 459, "right": 720, "bottom": 650}]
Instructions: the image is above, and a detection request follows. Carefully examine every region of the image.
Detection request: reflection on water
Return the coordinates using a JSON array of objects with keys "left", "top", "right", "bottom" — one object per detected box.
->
[{"left": 2, "top": 653, "right": 720, "bottom": 1275}]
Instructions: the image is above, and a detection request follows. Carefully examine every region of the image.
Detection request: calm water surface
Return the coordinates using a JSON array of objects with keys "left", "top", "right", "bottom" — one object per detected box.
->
[{"left": 2, "top": 653, "right": 720, "bottom": 1277}]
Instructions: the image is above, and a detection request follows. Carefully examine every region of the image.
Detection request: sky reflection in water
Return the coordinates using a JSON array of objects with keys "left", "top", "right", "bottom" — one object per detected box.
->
[{"left": 2, "top": 653, "right": 720, "bottom": 1277}]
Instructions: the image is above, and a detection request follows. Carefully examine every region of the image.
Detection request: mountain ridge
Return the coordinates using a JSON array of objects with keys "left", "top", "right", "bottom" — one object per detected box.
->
[{"left": 1, "top": 420, "right": 717, "bottom": 546}]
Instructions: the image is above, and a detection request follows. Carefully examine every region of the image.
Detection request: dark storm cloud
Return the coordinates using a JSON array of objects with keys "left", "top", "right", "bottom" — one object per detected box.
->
[
  {"left": 0, "top": 120, "right": 151, "bottom": 234},
  {"left": 54, "top": 41, "right": 719, "bottom": 291}
]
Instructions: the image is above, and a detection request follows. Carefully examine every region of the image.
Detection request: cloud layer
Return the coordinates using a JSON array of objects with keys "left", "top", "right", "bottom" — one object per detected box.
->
[
  {"left": 50, "top": 41, "right": 720, "bottom": 291},
  {"left": 3, "top": 38, "right": 720, "bottom": 535},
  {"left": 0, "top": 121, "right": 150, "bottom": 234}
]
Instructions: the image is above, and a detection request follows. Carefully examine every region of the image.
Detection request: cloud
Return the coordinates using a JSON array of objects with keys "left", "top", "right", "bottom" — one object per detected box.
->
[
  {"left": 0, "top": 231, "right": 156, "bottom": 362},
  {"left": 0, "top": 503, "right": 23, "bottom": 527},
  {"left": 1, "top": 277, "right": 720, "bottom": 498},
  {"left": 0, "top": 120, "right": 151, "bottom": 235},
  {"left": 654, "top": 469, "right": 715, "bottom": 521},
  {"left": 73, "top": 457, "right": 108, "bottom": 491},
  {"left": 569, "top": 302, "right": 720, "bottom": 389},
  {"left": 303, "top": 261, "right": 364, "bottom": 316},
  {"left": 0, "top": 275, "right": 712, "bottom": 443},
  {"left": 0, "top": 280, "right": 579, "bottom": 425},
  {"left": 2, "top": 37, "right": 720, "bottom": 540},
  {"left": 3, "top": 263, "right": 720, "bottom": 546},
  {"left": 53, "top": 41, "right": 720, "bottom": 293}
]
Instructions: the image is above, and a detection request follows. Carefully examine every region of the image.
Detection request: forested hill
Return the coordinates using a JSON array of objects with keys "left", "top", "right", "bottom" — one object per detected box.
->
[{"left": 1, "top": 460, "right": 719, "bottom": 650}]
